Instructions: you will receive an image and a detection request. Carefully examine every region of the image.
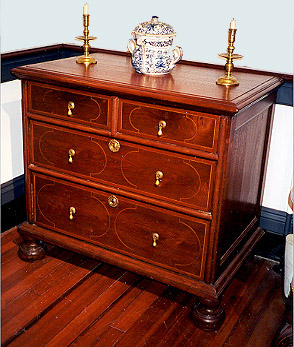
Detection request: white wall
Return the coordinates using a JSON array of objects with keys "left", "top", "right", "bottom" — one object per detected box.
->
[
  {"left": 263, "top": 104, "right": 293, "bottom": 212},
  {"left": 1, "top": 80, "right": 23, "bottom": 184},
  {"left": 1, "top": 0, "right": 293, "bottom": 74}
]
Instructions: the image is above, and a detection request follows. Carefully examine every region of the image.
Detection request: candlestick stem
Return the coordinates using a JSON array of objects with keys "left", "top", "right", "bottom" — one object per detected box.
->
[
  {"left": 76, "top": 14, "right": 97, "bottom": 66},
  {"left": 217, "top": 28, "right": 243, "bottom": 86}
]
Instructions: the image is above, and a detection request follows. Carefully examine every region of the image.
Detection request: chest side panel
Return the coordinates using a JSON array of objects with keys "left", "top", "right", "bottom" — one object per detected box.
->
[{"left": 218, "top": 95, "right": 276, "bottom": 267}]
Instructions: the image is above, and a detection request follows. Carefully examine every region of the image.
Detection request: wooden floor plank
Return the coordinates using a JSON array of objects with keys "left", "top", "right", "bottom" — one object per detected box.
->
[
  {"left": 1, "top": 251, "right": 99, "bottom": 345},
  {"left": 1, "top": 242, "right": 23, "bottom": 267},
  {"left": 71, "top": 278, "right": 167, "bottom": 346},
  {"left": 9, "top": 265, "right": 127, "bottom": 347},
  {"left": 2, "top": 253, "right": 97, "bottom": 323},
  {"left": 184, "top": 257, "right": 277, "bottom": 347},
  {"left": 223, "top": 270, "right": 284, "bottom": 346},
  {"left": 1, "top": 235, "right": 51, "bottom": 283},
  {"left": 110, "top": 279, "right": 168, "bottom": 332},
  {"left": 2, "top": 248, "right": 75, "bottom": 306},
  {"left": 112, "top": 286, "right": 192, "bottom": 346},
  {"left": 1, "top": 238, "right": 20, "bottom": 258},
  {"left": 92, "top": 326, "right": 124, "bottom": 346},
  {"left": 69, "top": 278, "right": 149, "bottom": 345},
  {"left": 245, "top": 289, "right": 285, "bottom": 347},
  {"left": 1, "top": 228, "right": 285, "bottom": 347},
  {"left": 157, "top": 309, "right": 196, "bottom": 347},
  {"left": 156, "top": 257, "right": 283, "bottom": 347},
  {"left": 44, "top": 271, "right": 139, "bottom": 347},
  {"left": 1, "top": 227, "right": 21, "bottom": 246}
]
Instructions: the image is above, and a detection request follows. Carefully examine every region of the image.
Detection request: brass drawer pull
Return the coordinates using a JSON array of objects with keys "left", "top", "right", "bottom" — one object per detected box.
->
[
  {"left": 67, "top": 101, "right": 75, "bottom": 116},
  {"left": 69, "top": 206, "right": 76, "bottom": 220},
  {"left": 157, "top": 120, "right": 166, "bottom": 137},
  {"left": 68, "top": 149, "right": 75, "bottom": 163},
  {"left": 108, "top": 139, "right": 120, "bottom": 153},
  {"left": 152, "top": 233, "right": 159, "bottom": 247},
  {"left": 108, "top": 195, "right": 119, "bottom": 208},
  {"left": 155, "top": 171, "right": 163, "bottom": 186}
]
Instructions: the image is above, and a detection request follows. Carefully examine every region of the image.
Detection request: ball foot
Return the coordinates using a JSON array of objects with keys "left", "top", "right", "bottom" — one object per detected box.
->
[
  {"left": 18, "top": 240, "right": 46, "bottom": 262},
  {"left": 191, "top": 297, "right": 225, "bottom": 332}
]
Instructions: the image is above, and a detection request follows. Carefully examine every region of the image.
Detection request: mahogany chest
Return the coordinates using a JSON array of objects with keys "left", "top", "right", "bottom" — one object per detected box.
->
[{"left": 13, "top": 50, "right": 283, "bottom": 331}]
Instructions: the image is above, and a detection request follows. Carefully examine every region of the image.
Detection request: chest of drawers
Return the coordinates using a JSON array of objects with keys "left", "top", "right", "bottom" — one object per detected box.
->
[{"left": 13, "top": 50, "right": 283, "bottom": 331}]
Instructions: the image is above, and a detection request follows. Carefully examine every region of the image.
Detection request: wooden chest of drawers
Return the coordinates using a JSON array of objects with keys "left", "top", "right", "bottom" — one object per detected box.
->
[{"left": 13, "top": 50, "right": 283, "bottom": 331}]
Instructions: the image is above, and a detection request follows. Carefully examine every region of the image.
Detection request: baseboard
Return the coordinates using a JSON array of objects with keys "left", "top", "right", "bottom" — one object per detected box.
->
[
  {"left": 276, "top": 81, "right": 293, "bottom": 106},
  {"left": 1, "top": 174, "right": 24, "bottom": 205},
  {"left": 1, "top": 44, "right": 81, "bottom": 83},
  {"left": 1, "top": 194, "right": 26, "bottom": 232},
  {"left": 260, "top": 206, "right": 293, "bottom": 235}
]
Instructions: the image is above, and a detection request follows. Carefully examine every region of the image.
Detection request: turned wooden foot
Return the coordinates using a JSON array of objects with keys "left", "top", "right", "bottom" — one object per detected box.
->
[
  {"left": 191, "top": 297, "right": 225, "bottom": 332},
  {"left": 18, "top": 238, "right": 46, "bottom": 262}
]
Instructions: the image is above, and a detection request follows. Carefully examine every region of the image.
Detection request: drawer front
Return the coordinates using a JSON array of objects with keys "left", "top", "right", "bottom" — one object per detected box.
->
[
  {"left": 31, "top": 121, "right": 215, "bottom": 211},
  {"left": 28, "top": 82, "right": 111, "bottom": 130},
  {"left": 119, "top": 100, "right": 219, "bottom": 153},
  {"left": 33, "top": 174, "right": 209, "bottom": 279}
]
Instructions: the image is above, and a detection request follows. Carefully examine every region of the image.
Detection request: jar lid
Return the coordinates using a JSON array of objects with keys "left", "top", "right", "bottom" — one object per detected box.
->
[{"left": 133, "top": 16, "right": 176, "bottom": 36}]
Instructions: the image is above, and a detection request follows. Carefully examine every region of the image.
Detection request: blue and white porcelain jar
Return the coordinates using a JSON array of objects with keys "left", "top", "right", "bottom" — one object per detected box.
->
[{"left": 127, "top": 16, "right": 183, "bottom": 75}]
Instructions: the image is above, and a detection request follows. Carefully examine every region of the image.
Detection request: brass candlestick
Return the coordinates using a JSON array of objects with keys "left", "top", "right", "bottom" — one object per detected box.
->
[
  {"left": 76, "top": 13, "right": 97, "bottom": 65},
  {"left": 217, "top": 24, "right": 243, "bottom": 86}
]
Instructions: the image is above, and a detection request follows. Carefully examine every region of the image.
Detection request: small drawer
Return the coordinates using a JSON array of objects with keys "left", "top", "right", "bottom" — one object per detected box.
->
[
  {"left": 28, "top": 82, "right": 111, "bottom": 130},
  {"left": 31, "top": 121, "right": 215, "bottom": 212},
  {"left": 33, "top": 173, "right": 209, "bottom": 279},
  {"left": 119, "top": 100, "right": 220, "bottom": 153}
]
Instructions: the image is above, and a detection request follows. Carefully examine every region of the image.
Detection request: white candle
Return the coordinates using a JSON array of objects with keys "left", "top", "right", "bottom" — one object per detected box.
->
[
  {"left": 230, "top": 18, "right": 236, "bottom": 29},
  {"left": 83, "top": 3, "right": 89, "bottom": 15}
]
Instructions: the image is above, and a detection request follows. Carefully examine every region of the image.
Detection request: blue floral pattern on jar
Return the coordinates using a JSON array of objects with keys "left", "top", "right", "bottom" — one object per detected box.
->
[{"left": 128, "top": 16, "right": 183, "bottom": 75}]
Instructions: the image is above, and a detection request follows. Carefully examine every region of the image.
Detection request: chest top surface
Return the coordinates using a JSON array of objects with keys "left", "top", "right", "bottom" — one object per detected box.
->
[{"left": 12, "top": 50, "right": 283, "bottom": 115}]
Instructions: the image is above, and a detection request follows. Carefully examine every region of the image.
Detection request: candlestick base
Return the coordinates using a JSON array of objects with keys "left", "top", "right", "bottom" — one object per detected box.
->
[
  {"left": 216, "top": 75, "right": 239, "bottom": 86},
  {"left": 76, "top": 55, "right": 97, "bottom": 65}
]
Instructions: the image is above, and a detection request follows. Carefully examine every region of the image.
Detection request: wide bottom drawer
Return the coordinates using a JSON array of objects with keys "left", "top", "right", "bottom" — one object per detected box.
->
[{"left": 32, "top": 173, "right": 209, "bottom": 279}]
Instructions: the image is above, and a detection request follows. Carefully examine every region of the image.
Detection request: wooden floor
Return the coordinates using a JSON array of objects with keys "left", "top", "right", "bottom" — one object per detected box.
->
[{"left": 1, "top": 227, "right": 286, "bottom": 347}]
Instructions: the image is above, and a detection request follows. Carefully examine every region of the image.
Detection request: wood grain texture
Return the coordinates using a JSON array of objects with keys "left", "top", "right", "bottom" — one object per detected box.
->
[
  {"left": 29, "top": 82, "right": 111, "bottom": 130},
  {"left": 13, "top": 50, "right": 284, "bottom": 330},
  {"left": 217, "top": 93, "right": 276, "bottom": 278},
  {"left": 30, "top": 120, "right": 215, "bottom": 212},
  {"left": 4, "top": 43, "right": 292, "bottom": 82},
  {"left": 32, "top": 173, "right": 209, "bottom": 279},
  {"left": 119, "top": 99, "right": 220, "bottom": 153},
  {"left": 12, "top": 51, "right": 283, "bottom": 115},
  {"left": 1, "top": 228, "right": 285, "bottom": 346}
]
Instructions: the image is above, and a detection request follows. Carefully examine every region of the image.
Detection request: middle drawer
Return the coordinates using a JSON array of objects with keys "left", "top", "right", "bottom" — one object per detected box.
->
[{"left": 30, "top": 120, "right": 216, "bottom": 212}]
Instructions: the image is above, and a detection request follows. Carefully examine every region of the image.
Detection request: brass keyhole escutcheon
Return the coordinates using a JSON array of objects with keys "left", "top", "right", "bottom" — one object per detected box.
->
[
  {"left": 152, "top": 233, "right": 159, "bottom": 247},
  {"left": 108, "top": 195, "right": 119, "bottom": 208},
  {"left": 108, "top": 139, "right": 120, "bottom": 153},
  {"left": 67, "top": 101, "right": 75, "bottom": 116},
  {"left": 157, "top": 120, "right": 166, "bottom": 137},
  {"left": 155, "top": 171, "right": 163, "bottom": 187},
  {"left": 69, "top": 206, "right": 76, "bottom": 220},
  {"left": 68, "top": 149, "right": 75, "bottom": 163}
]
